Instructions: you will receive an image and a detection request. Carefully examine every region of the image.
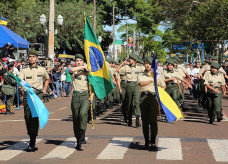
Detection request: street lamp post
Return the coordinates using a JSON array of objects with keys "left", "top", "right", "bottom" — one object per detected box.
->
[
  {"left": 98, "top": 36, "right": 102, "bottom": 43},
  {"left": 39, "top": 13, "right": 63, "bottom": 67},
  {"left": 218, "top": 43, "right": 228, "bottom": 64}
]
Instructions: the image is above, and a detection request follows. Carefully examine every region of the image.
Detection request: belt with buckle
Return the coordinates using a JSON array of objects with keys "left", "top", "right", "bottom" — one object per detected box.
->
[
  {"left": 166, "top": 82, "right": 175, "bottom": 85},
  {"left": 127, "top": 81, "right": 137, "bottom": 83},
  {"left": 141, "top": 91, "right": 155, "bottom": 95},
  {"left": 74, "top": 91, "right": 88, "bottom": 94}
]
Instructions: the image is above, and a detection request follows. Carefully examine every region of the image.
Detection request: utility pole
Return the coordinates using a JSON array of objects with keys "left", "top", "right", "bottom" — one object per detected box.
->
[
  {"left": 133, "top": 28, "right": 135, "bottom": 53},
  {"left": 126, "top": 23, "right": 128, "bottom": 57},
  {"left": 138, "top": 32, "right": 140, "bottom": 55},
  {"left": 93, "top": 0, "right": 96, "bottom": 34},
  {"left": 48, "top": 0, "right": 55, "bottom": 67},
  {"left": 112, "top": 4, "right": 115, "bottom": 60}
]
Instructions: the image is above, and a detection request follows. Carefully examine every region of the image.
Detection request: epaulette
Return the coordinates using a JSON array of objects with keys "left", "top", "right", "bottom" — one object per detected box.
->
[
  {"left": 23, "top": 65, "right": 28, "bottom": 69},
  {"left": 218, "top": 71, "right": 223, "bottom": 75}
]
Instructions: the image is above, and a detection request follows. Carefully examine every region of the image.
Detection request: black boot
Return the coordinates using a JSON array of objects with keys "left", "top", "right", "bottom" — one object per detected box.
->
[
  {"left": 136, "top": 116, "right": 141, "bottom": 127},
  {"left": 209, "top": 117, "right": 213, "bottom": 124},
  {"left": 26, "top": 136, "right": 38, "bottom": 152},
  {"left": 148, "top": 135, "right": 158, "bottom": 151},
  {"left": 125, "top": 118, "right": 132, "bottom": 127},
  {"left": 143, "top": 137, "right": 149, "bottom": 150},
  {"left": 81, "top": 130, "right": 86, "bottom": 144},
  {"left": 75, "top": 139, "right": 83, "bottom": 151},
  {"left": 217, "top": 112, "right": 222, "bottom": 122}
]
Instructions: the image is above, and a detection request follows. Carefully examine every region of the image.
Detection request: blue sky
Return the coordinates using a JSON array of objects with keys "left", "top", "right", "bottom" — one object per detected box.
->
[
  {"left": 103, "top": 19, "right": 137, "bottom": 40},
  {"left": 103, "top": 19, "right": 167, "bottom": 41}
]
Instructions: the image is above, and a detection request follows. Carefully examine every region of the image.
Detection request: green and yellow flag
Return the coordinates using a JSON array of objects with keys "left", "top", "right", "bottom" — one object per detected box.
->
[{"left": 84, "top": 16, "right": 114, "bottom": 99}]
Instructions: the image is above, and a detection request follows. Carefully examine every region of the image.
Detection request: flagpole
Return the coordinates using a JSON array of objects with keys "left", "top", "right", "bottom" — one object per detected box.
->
[
  {"left": 84, "top": 13, "right": 94, "bottom": 129},
  {"left": 89, "top": 82, "right": 94, "bottom": 129}
]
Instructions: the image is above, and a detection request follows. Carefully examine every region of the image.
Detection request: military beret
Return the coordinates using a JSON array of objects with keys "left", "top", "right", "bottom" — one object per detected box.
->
[
  {"left": 204, "top": 59, "right": 209, "bottom": 63},
  {"left": 75, "top": 53, "right": 85, "bottom": 60},
  {"left": 129, "top": 53, "right": 138, "bottom": 61},
  {"left": 28, "top": 49, "right": 38, "bottom": 56},
  {"left": 166, "top": 58, "right": 175, "bottom": 65},
  {"left": 115, "top": 60, "right": 120, "bottom": 65},
  {"left": 137, "top": 56, "right": 144, "bottom": 64},
  {"left": 144, "top": 56, "right": 153, "bottom": 64},
  {"left": 211, "top": 56, "right": 218, "bottom": 60},
  {"left": 172, "top": 56, "right": 180, "bottom": 62},
  {"left": 210, "top": 61, "right": 220, "bottom": 69}
]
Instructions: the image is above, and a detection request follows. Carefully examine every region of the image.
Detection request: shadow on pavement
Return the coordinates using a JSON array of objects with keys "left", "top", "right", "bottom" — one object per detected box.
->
[{"left": 0, "top": 141, "right": 17, "bottom": 150}]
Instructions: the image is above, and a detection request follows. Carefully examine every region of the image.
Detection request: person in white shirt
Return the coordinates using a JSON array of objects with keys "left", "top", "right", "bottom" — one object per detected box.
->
[{"left": 191, "top": 62, "right": 201, "bottom": 99}]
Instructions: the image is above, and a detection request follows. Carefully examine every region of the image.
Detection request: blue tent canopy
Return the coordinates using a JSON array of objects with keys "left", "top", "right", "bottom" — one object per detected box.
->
[{"left": 0, "top": 25, "right": 29, "bottom": 49}]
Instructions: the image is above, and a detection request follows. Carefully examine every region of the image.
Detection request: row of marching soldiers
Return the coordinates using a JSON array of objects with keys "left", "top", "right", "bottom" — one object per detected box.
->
[{"left": 97, "top": 54, "right": 226, "bottom": 150}]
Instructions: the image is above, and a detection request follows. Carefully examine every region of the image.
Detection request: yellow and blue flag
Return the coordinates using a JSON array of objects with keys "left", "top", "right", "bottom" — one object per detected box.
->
[
  {"left": 0, "top": 17, "right": 8, "bottom": 26},
  {"left": 7, "top": 73, "right": 49, "bottom": 129},
  {"left": 152, "top": 55, "right": 183, "bottom": 122},
  {"left": 84, "top": 16, "right": 114, "bottom": 99}
]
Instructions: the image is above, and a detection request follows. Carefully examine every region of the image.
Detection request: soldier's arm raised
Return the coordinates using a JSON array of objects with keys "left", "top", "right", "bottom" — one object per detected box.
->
[
  {"left": 70, "top": 65, "right": 87, "bottom": 73},
  {"left": 115, "top": 59, "right": 127, "bottom": 72}
]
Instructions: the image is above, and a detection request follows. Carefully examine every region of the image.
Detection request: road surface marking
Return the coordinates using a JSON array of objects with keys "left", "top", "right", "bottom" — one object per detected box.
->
[
  {"left": 96, "top": 137, "right": 133, "bottom": 159},
  {"left": 157, "top": 138, "right": 183, "bottom": 160},
  {"left": 0, "top": 139, "right": 42, "bottom": 161},
  {"left": 0, "top": 119, "right": 65, "bottom": 122},
  {"left": 1, "top": 118, "right": 228, "bottom": 123},
  {"left": 222, "top": 114, "right": 228, "bottom": 120},
  {"left": 208, "top": 139, "right": 228, "bottom": 162},
  {"left": 41, "top": 137, "right": 88, "bottom": 159},
  {"left": 58, "top": 107, "right": 67, "bottom": 111}
]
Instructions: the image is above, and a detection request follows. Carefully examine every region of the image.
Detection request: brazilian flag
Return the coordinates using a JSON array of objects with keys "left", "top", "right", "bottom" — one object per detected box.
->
[{"left": 84, "top": 16, "right": 114, "bottom": 99}]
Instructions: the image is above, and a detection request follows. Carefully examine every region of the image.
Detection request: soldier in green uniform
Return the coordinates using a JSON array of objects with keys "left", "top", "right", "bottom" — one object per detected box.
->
[
  {"left": 197, "top": 58, "right": 211, "bottom": 107},
  {"left": 2, "top": 64, "right": 17, "bottom": 115},
  {"left": 116, "top": 59, "right": 129, "bottom": 122},
  {"left": 173, "top": 56, "right": 192, "bottom": 109},
  {"left": 204, "top": 61, "right": 226, "bottom": 124},
  {"left": 19, "top": 49, "right": 49, "bottom": 152},
  {"left": 112, "top": 61, "right": 120, "bottom": 105},
  {"left": 138, "top": 56, "right": 165, "bottom": 151},
  {"left": 116, "top": 53, "right": 142, "bottom": 127},
  {"left": 70, "top": 54, "right": 94, "bottom": 151},
  {"left": 106, "top": 59, "right": 115, "bottom": 108},
  {"left": 162, "top": 58, "right": 184, "bottom": 106}
]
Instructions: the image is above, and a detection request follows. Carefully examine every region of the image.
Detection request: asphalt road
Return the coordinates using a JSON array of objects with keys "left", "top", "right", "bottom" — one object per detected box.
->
[{"left": 0, "top": 93, "right": 228, "bottom": 164}]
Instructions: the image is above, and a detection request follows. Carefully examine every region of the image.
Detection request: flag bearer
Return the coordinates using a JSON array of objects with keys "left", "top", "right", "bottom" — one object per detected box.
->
[
  {"left": 19, "top": 49, "right": 49, "bottom": 152},
  {"left": 138, "top": 56, "right": 165, "bottom": 151},
  {"left": 204, "top": 61, "right": 226, "bottom": 124},
  {"left": 70, "top": 54, "right": 94, "bottom": 151}
]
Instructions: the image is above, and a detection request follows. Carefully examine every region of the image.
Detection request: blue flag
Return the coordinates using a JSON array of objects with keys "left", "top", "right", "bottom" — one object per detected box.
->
[
  {"left": 8, "top": 74, "right": 49, "bottom": 129},
  {"left": 152, "top": 55, "right": 183, "bottom": 123}
]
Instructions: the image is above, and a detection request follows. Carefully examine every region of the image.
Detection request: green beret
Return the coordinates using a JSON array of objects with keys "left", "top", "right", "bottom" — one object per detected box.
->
[
  {"left": 137, "top": 56, "right": 144, "bottom": 64},
  {"left": 211, "top": 56, "right": 218, "bottom": 60},
  {"left": 75, "top": 53, "right": 85, "bottom": 60},
  {"left": 210, "top": 61, "right": 220, "bottom": 69},
  {"left": 115, "top": 60, "right": 120, "bottom": 65},
  {"left": 106, "top": 58, "right": 111, "bottom": 63},
  {"left": 144, "top": 56, "right": 153, "bottom": 64},
  {"left": 129, "top": 53, "right": 138, "bottom": 61},
  {"left": 166, "top": 58, "right": 175, "bottom": 65},
  {"left": 204, "top": 59, "right": 209, "bottom": 63},
  {"left": 172, "top": 56, "right": 180, "bottom": 62},
  {"left": 28, "top": 49, "right": 38, "bottom": 56}
]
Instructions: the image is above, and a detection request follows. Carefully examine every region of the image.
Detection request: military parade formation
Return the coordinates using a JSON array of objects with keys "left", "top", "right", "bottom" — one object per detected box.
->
[{"left": 1, "top": 46, "right": 227, "bottom": 155}]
